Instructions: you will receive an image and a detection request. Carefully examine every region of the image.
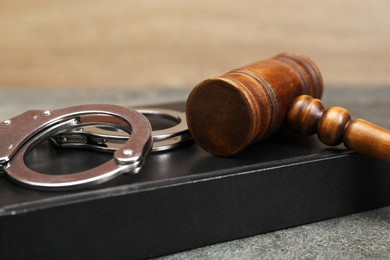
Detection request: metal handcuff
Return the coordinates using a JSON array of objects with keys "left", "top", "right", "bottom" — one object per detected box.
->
[{"left": 0, "top": 104, "right": 191, "bottom": 191}]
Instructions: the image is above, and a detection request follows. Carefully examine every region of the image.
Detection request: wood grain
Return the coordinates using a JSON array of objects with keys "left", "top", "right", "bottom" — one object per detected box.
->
[
  {"left": 1, "top": 0, "right": 390, "bottom": 89},
  {"left": 288, "top": 95, "right": 390, "bottom": 163},
  {"left": 186, "top": 52, "right": 323, "bottom": 156}
]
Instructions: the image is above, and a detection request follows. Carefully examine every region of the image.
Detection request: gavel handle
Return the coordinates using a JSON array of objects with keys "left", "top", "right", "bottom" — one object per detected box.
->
[{"left": 287, "top": 95, "right": 390, "bottom": 163}]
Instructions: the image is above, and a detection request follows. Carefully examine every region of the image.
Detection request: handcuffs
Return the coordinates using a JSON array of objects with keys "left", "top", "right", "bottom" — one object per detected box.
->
[{"left": 0, "top": 104, "right": 191, "bottom": 191}]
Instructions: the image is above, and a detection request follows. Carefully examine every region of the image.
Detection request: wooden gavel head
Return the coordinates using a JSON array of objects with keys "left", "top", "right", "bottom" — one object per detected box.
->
[
  {"left": 186, "top": 52, "right": 390, "bottom": 162},
  {"left": 186, "top": 52, "right": 324, "bottom": 156}
]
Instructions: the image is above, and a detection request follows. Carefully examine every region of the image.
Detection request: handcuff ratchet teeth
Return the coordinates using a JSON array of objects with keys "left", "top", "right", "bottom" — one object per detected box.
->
[{"left": 0, "top": 104, "right": 152, "bottom": 191}]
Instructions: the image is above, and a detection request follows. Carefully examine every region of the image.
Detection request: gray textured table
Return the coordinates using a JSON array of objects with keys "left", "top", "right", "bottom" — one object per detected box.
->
[{"left": 1, "top": 86, "right": 389, "bottom": 259}]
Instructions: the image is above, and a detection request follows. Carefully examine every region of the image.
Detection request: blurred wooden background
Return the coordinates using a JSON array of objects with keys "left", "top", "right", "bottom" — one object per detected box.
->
[{"left": 1, "top": 0, "right": 389, "bottom": 89}]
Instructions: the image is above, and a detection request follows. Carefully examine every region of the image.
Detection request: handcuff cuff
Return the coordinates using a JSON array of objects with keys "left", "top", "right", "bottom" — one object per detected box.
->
[{"left": 0, "top": 105, "right": 191, "bottom": 191}]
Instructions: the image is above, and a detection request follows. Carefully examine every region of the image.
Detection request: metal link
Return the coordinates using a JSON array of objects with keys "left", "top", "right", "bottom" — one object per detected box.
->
[{"left": 51, "top": 108, "right": 193, "bottom": 152}]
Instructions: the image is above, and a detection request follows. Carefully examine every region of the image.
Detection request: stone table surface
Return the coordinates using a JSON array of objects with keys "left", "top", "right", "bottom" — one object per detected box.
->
[{"left": 0, "top": 86, "right": 389, "bottom": 259}]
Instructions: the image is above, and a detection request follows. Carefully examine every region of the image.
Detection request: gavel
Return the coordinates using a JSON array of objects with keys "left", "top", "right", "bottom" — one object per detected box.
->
[{"left": 186, "top": 52, "right": 390, "bottom": 162}]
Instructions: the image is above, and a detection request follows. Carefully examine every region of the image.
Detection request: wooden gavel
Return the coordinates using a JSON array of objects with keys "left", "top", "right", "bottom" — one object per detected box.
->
[{"left": 186, "top": 52, "right": 390, "bottom": 162}]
